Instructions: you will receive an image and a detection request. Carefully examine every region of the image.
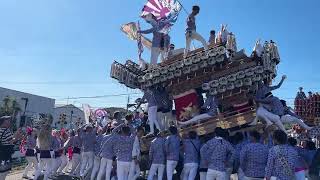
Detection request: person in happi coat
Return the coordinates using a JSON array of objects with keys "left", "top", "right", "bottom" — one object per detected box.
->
[
  {"left": 138, "top": 87, "right": 162, "bottom": 135},
  {"left": 200, "top": 127, "right": 235, "bottom": 180},
  {"left": 97, "top": 128, "right": 116, "bottom": 180},
  {"left": 181, "top": 131, "right": 201, "bottom": 180},
  {"left": 79, "top": 124, "right": 97, "bottom": 179},
  {"left": 0, "top": 116, "right": 22, "bottom": 180},
  {"left": 34, "top": 124, "right": 55, "bottom": 180},
  {"left": 265, "top": 130, "right": 299, "bottom": 180},
  {"left": 249, "top": 75, "right": 286, "bottom": 126},
  {"left": 57, "top": 130, "right": 69, "bottom": 174},
  {"left": 64, "top": 129, "right": 82, "bottom": 176},
  {"left": 287, "top": 137, "right": 307, "bottom": 180},
  {"left": 240, "top": 131, "right": 269, "bottom": 180},
  {"left": 112, "top": 123, "right": 136, "bottom": 180},
  {"left": 165, "top": 126, "right": 181, "bottom": 180},
  {"left": 178, "top": 93, "right": 219, "bottom": 126},
  {"left": 148, "top": 131, "right": 166, "bottom": 180},
  {"left": 22, "top": 127, "right": 38, "bottom": 179},
  {"left": 90, "top": 127, "right": 104, "bottom": 180},
  {"left": 138, "top": 13, "right": 171, "bottom": 66},
  {"left": 255, "top": 92, "right": 287, "bottom": 132},
  {"left": 129, "top": 126, "right": 145, "bottom": 180},
  {"left": 50, "top": 130, "right": 64, "bottom": 177}
]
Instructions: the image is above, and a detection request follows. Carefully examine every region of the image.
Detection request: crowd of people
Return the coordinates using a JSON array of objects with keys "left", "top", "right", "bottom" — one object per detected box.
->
[
  {"left": 0, "top": 5, "right": 319, "bottom": 180},
  {"left": 1, "top": 114, "right": 320, "bottom": 180}
]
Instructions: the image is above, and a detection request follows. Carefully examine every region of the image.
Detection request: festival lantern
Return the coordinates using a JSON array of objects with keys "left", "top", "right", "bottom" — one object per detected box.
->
[
  {"left": 190, "top": 64, "right": 199, "bottom": 72},
  {"left": 199, "top": 60, "right": 208, "bottom": 69},
  {"left": 219, "top": 77, "right": 228, "bottom": 85},
  {"left": 226, "top": 83, "right": 235, "bottom": 90},
  {"left": 209, "top": 88, "right": 218, "bottom": 95},
  {"left": 210, "top": 80, "right": 219, "bottom": 88},
  {"left": 182, "top": 66, "right": 191, "bottom": 74},
  {"left": 254, "top": 66, "right": 264, "bottom": 74},
  {"left": 175, "top": 61, "right": 184, "bottom": 69},
  {"left": 245, "top": 68, "right": 254, "bottom": 77},
  {"left": 209, "top": 50, "right": 218, "bottom": 58},
  {"left": 167, "top": 72, "right": 174, "bottom": 79},
  {"left": 184, "top": 57, "right": 193, "bottom": 66},
  {"left": 202, "top": 83, "right": 210, "bottom": 91},
  {"left": 160, "top": 67, "right": 168, "bottom": 75},
  {"left": 218, "top": 85, "right": 227, "bottom": 93},
  {"left": 227, "top": 74, "right": 237, "bottom": 82},
  {"left": 208, "top": 57, "right": 217, "bottom": 65},
  {"left": 174, "top": 69, "right": 182, "bottom": 77},
  {"left": 160, "top": 75, "right": 167, "bottom": 82},
  {"left": 236, "top": 71, "right": 245, "bottom": 79},
  {"left": 216, "top": 55, "right": 225, "bottom": 63},
  {"left": 192, "top": 55, "right": 201, "bottom": 64}
]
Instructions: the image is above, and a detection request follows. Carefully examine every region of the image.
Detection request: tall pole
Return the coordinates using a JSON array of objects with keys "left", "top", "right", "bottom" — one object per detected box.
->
[
  {"left": 126, "top": 95, "right": 130, "bottom": 112},
  {"left": 21, "top": 97, "right": 29, "bottom": 127},
  {"left": 21, "top": 98, "right": 29, "bottom": 116},
  {"left": 70, "top": 110, "right": 74, "bottom": 129}
]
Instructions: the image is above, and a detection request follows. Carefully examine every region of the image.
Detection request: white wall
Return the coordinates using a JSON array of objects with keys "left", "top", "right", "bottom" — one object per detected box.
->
[{"left": 0, "top": 87, "right": 55, "bottom": 127}]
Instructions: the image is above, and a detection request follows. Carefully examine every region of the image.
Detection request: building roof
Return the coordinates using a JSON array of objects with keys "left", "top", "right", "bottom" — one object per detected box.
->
[
  {"left": 0, "top": 87, "right": 55, "bottom": 100},
  {"left": 54, "top": 104, "right": 83, "bottom": 112}
]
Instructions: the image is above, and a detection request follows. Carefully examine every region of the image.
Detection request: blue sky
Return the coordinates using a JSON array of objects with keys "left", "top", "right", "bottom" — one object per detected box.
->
[{"left": 0, "top": 0, "right": 319, "bottom": 108}]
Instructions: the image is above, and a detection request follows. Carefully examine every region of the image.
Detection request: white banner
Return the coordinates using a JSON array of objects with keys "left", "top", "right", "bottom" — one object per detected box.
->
[{"left": 82, "top": 104, "right": 92, "bottom": 124}]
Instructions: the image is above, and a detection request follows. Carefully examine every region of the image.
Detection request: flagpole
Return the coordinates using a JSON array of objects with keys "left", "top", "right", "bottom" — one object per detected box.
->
[{"left": 176, "top": 0, "right": 189, "bottom": 15}]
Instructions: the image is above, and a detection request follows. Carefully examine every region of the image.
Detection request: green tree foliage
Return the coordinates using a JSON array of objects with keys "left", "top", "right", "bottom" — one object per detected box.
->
[{"left": 0, "top": 96, "right": 21, "bottom": 131}]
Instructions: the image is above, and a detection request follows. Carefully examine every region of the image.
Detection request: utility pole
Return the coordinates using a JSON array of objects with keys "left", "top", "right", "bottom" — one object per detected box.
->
[
  {"left": 126, "top": 95, "right": 130, "bottom": 112},
  {"left": 70, "top": 110, "right": 74, "bottom": 129},
  {"left": 21, "top": 97, "right": 29, "bottom": 127}
]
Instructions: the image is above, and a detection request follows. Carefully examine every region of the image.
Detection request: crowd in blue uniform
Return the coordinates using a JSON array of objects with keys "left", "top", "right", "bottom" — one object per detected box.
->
[
  {"left": 16, "top": 119, "right": 319, "bottom": 180},
  {"left": 0, "top": 111, "right": 320, "bottom": 180}
]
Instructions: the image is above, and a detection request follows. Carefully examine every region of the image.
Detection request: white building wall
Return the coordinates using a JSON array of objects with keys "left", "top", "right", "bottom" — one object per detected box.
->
[{"left": 0, "top": 87, "right": 55, "bottom": 127}]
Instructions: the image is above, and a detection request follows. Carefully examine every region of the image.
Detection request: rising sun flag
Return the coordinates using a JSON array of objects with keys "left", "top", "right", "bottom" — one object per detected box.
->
[{"left": 141, "top": 0, "right": 182, "bottom": 34}]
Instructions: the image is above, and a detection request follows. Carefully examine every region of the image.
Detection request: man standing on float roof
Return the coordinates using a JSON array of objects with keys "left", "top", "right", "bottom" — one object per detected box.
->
[
  {"left": 138, "top": 13, "right": 170, "bottom": 66},
  {"left": 184, "top": 5, "right": 208, "bottom": 57}
]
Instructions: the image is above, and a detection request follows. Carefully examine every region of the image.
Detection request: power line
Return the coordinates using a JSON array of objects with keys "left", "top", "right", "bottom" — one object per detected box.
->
[
  {"left": 56, "top": 93, "right": 141, "bottom": 100},
  {"left": 0, "top": 81, "right": 107, "bottom": 85}
]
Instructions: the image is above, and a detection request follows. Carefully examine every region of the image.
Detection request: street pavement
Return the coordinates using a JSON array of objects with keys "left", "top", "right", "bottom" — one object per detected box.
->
[{"left": 6, "top": 170, "right": 80, "bottom": 180}]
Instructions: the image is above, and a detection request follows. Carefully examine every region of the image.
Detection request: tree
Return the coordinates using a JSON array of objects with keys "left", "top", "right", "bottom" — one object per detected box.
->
[{"left": 0, "top": 96, "right": 22, "bottom": 131}]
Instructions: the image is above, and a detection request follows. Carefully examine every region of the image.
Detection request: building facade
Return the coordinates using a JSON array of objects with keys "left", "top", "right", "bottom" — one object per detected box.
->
[
  {"left": 0, "top": 87, "right": 55, "bottom": 127},
  {"left": 53, "top": 104, "right": 85, "bottom": 130}
]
